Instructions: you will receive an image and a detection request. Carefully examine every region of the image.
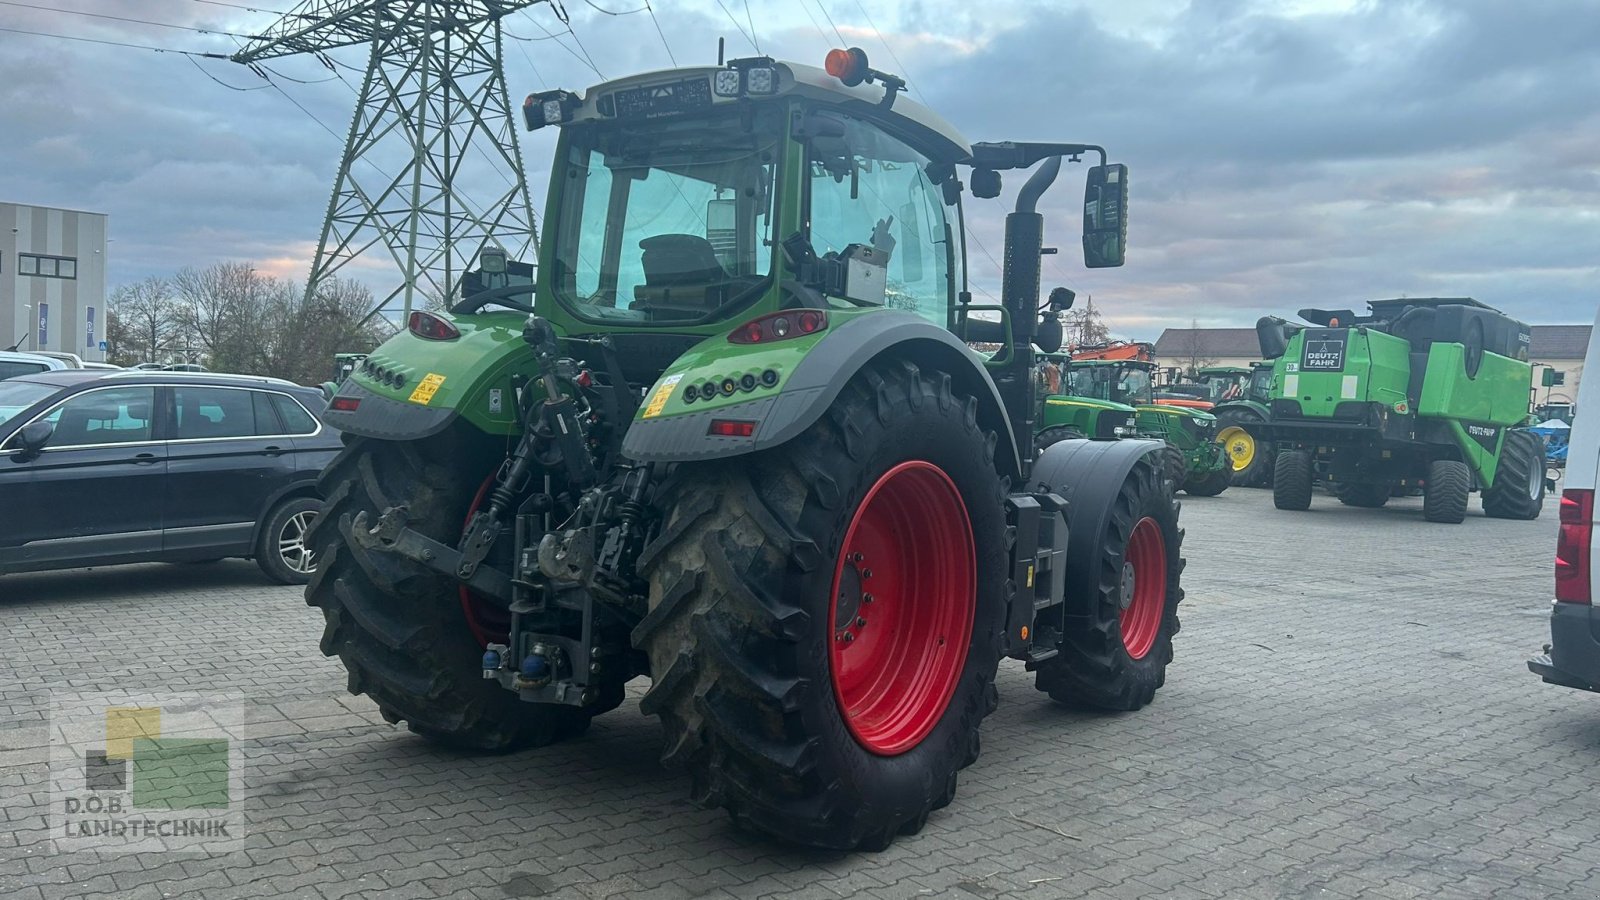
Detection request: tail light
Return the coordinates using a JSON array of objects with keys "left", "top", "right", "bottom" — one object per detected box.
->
[
  {"left": 708, "top": 419, "right": 757, "bottom": 438},
  {"left": 728, "top": 310, "right": 828, "bottom": 345},
  {"left": 1556, "top": 488, "right": 1593, "bottom": 604},
  {"left": 408, "top": 310, "right": 460, "bottom": 341},
  {"left": 330, "top": 396, "right": 361, "bottom": 412}
]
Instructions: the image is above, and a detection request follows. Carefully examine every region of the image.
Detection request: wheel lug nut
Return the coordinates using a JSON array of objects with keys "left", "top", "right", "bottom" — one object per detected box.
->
[
  {"left": 862, "top": 593, "right": 874, "bottom": 604},
  {"left": 852, "top": 552, "right": 864, "bottom": 563},
  {"left": 862, "top": 569, "right": 872, "bottom": 578},
  {"left": 856, "top": 617, "right": 867, "bottom": 627},
  {"left": 843, "top": 632, "right": 854, "bottom": 642}
]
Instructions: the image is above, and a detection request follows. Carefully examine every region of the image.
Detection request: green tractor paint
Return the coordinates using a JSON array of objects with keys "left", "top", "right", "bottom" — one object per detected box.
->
[
  {"left": 1256, "top": 298, "right": 1545, "bottom": 523},
  {"left": 1039, "top": 358, "right": 1231, "bottom": 497},
  {"left": 1207, "top": 362, "right": 1275, "bottom": 487},
  {"left": 308, "top": 50, "right": 1189, "bottom": 850}
]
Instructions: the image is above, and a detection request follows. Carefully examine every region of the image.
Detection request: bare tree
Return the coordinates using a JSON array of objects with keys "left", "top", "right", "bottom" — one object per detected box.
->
[
  {"left": 1172, "top": 318, "right": 1218, "bottom": 377},
  {"left": 1061, "top": 294, "right": 1111, "bottom": 349},
  {"left": 109, "top": 276, "right": 180, "bottom": 364}
]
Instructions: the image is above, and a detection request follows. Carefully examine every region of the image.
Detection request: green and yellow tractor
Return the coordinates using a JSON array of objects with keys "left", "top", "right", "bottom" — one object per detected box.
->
[
  {"left": 1040, "top": 358, "right": 1232, "bottom": 496},
  {"left": 1257, "top": 298, "right": 1544, "bottom": 522},
  {"left": 309, "top": 49, "right": 1188, "bottom": 850},
  {"left": 1206, "top": 362, "right": 1275, "bottom": 486}
]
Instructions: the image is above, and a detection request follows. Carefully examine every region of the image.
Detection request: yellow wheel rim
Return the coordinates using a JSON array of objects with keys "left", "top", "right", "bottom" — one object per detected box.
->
[{"left": 1218, "top": 426, "right": 1255, "bottom": 472}]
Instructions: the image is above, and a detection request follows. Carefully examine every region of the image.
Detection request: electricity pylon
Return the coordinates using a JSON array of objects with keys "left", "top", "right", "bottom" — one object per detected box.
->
[{"left": 235, "top": 1, "right": 543, "bottom": 319}]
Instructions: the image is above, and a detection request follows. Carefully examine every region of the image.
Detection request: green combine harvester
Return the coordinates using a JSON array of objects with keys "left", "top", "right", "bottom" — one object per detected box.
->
[
  {"left": 310, "top": 48, "right": 1189, "bottom": 850},
  {"left": 1256, "top": 298, "right": 1544, "bottom": 522},
  {"left": 1040, "top": 358, "right": 1231, "bottom": 496}
]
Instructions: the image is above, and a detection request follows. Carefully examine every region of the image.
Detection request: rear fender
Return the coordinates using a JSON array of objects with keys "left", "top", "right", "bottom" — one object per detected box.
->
[
  {"left": 1030, "top": 437, "right": 1169, "bottom": 619},
  {"left": 321, "top": 311, "right": 533, "bottom": 440},
  {"left": 621, "top": 310, "right": 1023, "bottom": 482}
]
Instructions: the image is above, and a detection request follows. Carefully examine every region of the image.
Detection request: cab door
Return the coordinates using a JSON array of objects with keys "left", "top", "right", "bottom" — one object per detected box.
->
[{"left": 4, "top": 385, "right": 166, "bottom": 570}]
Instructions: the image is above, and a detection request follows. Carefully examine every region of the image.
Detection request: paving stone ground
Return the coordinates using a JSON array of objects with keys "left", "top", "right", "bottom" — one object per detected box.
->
[{"left": 1, "top": 486, "right": 1594, "bottom": 899}]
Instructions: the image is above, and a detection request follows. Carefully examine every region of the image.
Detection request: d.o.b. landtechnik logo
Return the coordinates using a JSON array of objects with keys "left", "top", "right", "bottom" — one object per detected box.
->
[{"left": 49, "top": 692, "right": 243, "bottom": 854}]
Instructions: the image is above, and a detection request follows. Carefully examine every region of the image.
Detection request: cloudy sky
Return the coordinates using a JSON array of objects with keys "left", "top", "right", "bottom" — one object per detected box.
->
[{"left": 1, "top": 0, "right": 1596, "bottom": 338}]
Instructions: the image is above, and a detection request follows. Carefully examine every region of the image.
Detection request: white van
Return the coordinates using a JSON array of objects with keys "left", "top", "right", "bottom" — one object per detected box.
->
[{"left": 1529, "top": 305, "right": 1600, "bottom": 693}]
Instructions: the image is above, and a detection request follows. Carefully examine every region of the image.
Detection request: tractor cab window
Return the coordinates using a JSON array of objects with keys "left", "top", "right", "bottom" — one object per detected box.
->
[
  {"left": 1248, "top": 367, "right": 1273, "bottom": 402},
  {"left": 553, "top": 106, "right": 781, "bottom": 323},
  {"left": 1115, "top": 368, "right": 1154, "bottom": 405},
  {"left": 1066, "top": 366, "right": 1151, "bottom": 405},
  {"left": 806, "top": 115, "right": 952, "bottom": 326}
]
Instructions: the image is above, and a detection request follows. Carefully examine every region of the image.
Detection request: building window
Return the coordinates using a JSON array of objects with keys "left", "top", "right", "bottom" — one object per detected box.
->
[{"left": 19, "top": 253, "right": 77, "bottom": 280}]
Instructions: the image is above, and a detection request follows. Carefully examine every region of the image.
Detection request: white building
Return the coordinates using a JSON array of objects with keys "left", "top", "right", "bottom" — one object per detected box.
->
[{"left": 1, "top": 201, "right": 109, "bottom": 362}]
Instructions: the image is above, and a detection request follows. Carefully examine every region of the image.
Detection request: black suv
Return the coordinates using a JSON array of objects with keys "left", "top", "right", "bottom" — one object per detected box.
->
[{"left": 0, "top": 371, "right": 341, "bottom": 584}]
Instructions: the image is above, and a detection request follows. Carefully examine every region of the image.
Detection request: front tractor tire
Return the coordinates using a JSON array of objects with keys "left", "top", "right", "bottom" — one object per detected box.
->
[
  {"left": 305, "top": 434, "right": 598, "bottom": 751},
  {"left": 634, "top": 360, "right": 1009, "bottom": 851},
  {"left": 1482, "top": 429, "right": 1546, "bottom": 520},
  {"left": 1033, "top": 448, "right": 1185, "bottom": 710}
]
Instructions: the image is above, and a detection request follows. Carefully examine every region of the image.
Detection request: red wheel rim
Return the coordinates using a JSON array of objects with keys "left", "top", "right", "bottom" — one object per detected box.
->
[
  {"left": 828, "top": 461, "right": 975, "bottom": 756},
  {"left": 459, "top": 471, "right": 512, "bottom": 648},
  {"left": 1119, "top": 516, "right": 1168, "bottom": 660}
]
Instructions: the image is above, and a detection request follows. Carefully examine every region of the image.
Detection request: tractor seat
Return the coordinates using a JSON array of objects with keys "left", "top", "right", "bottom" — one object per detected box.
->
[
  {"left": 639, "top": 234, "right": 727, "bottom": 287},
  {"left": 632, "top": 234, "right": 731, "bottom": 316}
]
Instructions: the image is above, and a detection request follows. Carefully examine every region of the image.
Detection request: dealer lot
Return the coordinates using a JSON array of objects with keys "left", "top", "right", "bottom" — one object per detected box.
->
[{"left": 0, "top": 488, "right": 1594, "bottom": 899}]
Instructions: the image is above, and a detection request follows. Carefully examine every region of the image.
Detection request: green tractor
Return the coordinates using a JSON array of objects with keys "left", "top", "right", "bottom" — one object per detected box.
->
[
  {"left": 1206, "top": 362, "right": 1275, "bottom": 486},
  {"left": 1041, "top": 358, "right": 1231, "bottom": 496},
  {"left": 320, "top": 352, "right": 369, "bottom": 399},
  {"left": 1257, "top": 298, "right": 1545, "bottom": 522},
  {"left": 310, "top": 49, "right": 1187, "bottom": 850}
]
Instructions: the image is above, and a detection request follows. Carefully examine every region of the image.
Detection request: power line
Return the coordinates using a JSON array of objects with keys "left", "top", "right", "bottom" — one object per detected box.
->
[
  {"left": 186, "top": 53, "right": 272, "bottom": 90},
  {"left": 0, "top": 25, "right": 230, "bottom": 58},
  {"left": 580, "top": 0, "right": 647, "bottom": 13},
  {"left": 810, "top": 0, "right": 848, "bottom": 47},
  {"left": 712, "top": 0, "right": 757, "bottom": 52},
  {"left": 0, "top": 0, "right": 259, "bottom": 39},
  {"left": 742, "top": 0, "right": 760, "bottom": 54},
  {"left": 644, "top": 0, "right": 676, "bottom": 65},
  {"left": 849, "top": 0, "right": 911, "bottom": 83},
  {"left": 192, "top": 0, "right": 294, "bottom": 14}
]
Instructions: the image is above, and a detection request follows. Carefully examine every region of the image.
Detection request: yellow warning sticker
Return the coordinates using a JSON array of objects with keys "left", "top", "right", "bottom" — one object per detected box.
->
[
  {"left": 408, "top": 372, "right": 446, "bottom": 405},
  {"left": 642, "top": 373, "right": 683, "bottom": 419}
]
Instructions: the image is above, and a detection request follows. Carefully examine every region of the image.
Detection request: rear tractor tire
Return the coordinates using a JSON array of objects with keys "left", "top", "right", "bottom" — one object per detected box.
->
[
  {"left": 1033, "top": 450, "right": 1185, "bottom": 710},
  {"left": 306, "top": 434, "right": 602, "bottom": 751},
  {"left": 1336, "top": 482, "right": 1390, "bottom": 508},
  {"left": 1482, "top": 429, "right": 1546, "bottom": 520},
  {"left": 1423, "top": 459, "right": 1471, "bottom": 524},
  {"left": 1215, "top": 412, "right": 1270, "bottom": 487},
  {"left": 634, "top": 359, "right": 1009, "bottom": 851},
  {"left": 1273, "top": 450, "right": 1314, "bottom": 510}
]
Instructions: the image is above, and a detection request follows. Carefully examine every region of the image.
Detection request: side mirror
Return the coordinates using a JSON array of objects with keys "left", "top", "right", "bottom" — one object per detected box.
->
[
  {"left": 970, "top": 168, "right": 1001, "bottom": 199},
  {"left": 1035, "top": 313, "right": 1063, "bottom": 353},
  {"left": 1256, "top": 316, "right": 1289, "bottom": 360},
  {"left": 1082, "top": 163, "right": 1128, "bottom": 268},
  {"left": 17, "top": 420, "right": 53, "bottom": 453},
  {"left": 1048, "top": 287, "right": 1075, "bottom": 311}
]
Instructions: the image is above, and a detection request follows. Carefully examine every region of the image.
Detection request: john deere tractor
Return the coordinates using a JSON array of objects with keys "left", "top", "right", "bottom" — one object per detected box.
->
[
  {"left": 1257, "top": 298, "right": 1544, "bottom": 522},
  {"left": 1041, "top": 358, "right": 1231, "bottom": 496},
  {"left": 309, "top": 49, "right": 1187, "bottom": 850},
  {"left": 1208, "top": 362, "right": 1275, "bottom": 486}
]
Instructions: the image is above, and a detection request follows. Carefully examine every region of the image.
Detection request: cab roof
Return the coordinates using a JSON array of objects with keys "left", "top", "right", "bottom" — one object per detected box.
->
[{"left": 567, "top": 60, "right": 973, "bottom": 163}]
